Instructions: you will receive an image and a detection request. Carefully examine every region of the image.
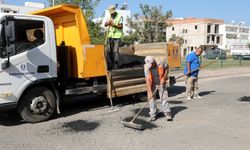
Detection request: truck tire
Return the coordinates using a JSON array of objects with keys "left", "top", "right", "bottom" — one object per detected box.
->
[{"left": 18, "top": 87, "right": 56, "bottom": 123}]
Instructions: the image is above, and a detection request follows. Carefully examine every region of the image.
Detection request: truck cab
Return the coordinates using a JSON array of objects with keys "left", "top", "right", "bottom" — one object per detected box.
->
[
  {"left": 0, "top": 13, "right": 59, "bottom": 121},
  {"left": 0, "top": 13, "right": 57, "bottom": 106}
]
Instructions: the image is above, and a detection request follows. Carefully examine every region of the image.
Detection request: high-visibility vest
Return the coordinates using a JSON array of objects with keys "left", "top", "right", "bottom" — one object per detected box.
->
[{"left": 108, "top": 13, "right": 123, "bottom": 38}]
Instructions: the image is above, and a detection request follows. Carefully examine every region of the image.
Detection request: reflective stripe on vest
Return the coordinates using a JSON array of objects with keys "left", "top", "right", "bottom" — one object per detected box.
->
[{"left": 108, "top": 13, "right": 123, "bottom": 38}]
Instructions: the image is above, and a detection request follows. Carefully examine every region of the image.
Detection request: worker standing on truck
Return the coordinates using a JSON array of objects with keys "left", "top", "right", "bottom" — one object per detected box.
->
[
  {"left": 104, "top": 5, "right": 124, "bottom": 70},
  {"left": 184, "top": 47, "right": 204, "bottom": 100},
  {"left": 144, "top": 56, "right": 172, "bottom": 121}
]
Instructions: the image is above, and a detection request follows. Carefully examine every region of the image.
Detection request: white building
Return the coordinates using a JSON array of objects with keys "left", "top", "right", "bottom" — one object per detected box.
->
[
  {"left": 166, "top": 18, "right": 224, "bottom": 56},
  {"left": 0, "top": 1, "right": 44, "bottom": 14},
  {"left": 219, "top": 23, "right": 250, "bottom": 52}
]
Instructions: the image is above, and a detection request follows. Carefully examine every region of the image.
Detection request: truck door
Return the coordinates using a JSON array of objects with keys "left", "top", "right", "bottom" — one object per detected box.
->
[{"left": 0, "top": 16, "right": 54, "bottom": 105}]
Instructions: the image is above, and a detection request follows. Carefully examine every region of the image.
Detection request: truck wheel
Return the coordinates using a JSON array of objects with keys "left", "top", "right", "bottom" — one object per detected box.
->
[{"left": 18, "top": 87, "right": 56, "bottom": 123}]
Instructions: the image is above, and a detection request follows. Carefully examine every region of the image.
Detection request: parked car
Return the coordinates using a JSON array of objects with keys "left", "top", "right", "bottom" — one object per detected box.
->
[{"left": 204, "top": 49, "right": 226, "bottom": 60}]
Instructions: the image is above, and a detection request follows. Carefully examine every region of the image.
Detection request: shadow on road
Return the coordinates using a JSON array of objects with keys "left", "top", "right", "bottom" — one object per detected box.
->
[
  {"left": 0, "top": 111, "right": 24, "bottom": 126},
  {"left": 168, "top": 86, "right": 186, "bottom": 97},
  {"left": 60, "top": 120, "right": 100, "bottom": 133},
  {"left": 0, "top": 93, "right": 143, "bottom": 126},
  {"left": 199, "top": 91, "right": 216, "bottom": 96},
  {"left": 238, "top": 96, "right": 250, "bottom": 102},
  {"left": 58, "top": 94, "right": 143, "bottom": 118},
  {"left": 132, "top": 108, "right": 150, "bottom": 118},
  {"left": 168, "top": 100, "right": 183, "bottom": 104},
  {"left": 171, "top": 106, "right": 188, "bottom": 119}
]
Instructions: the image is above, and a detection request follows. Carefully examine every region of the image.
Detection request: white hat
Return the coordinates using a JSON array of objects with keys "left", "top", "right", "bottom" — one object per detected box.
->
[
  {"left": 145, "top": 56, "right": 155, "bottom": 68},
  {"left": 108, "top": 5, "right": 116, "bottom": 14},
  {"left": 158, "top": 58, "right": 168, "bottom": 68}
]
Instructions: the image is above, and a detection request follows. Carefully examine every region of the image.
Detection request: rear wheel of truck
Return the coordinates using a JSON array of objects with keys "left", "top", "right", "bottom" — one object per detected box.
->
[{"left": 18, "top": 87, "right": 56, "bottom": 123}]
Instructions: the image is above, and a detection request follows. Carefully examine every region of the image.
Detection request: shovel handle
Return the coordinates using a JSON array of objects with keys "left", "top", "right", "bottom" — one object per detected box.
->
[
  {"left": 131, "top": 87, "right": 158, "bottom": 122},
  {"left": 175, "top": 60, "right": 217, "bottom": 80}
]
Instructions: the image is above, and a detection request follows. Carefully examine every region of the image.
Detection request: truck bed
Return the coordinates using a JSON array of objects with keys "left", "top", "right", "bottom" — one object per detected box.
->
[{"left": 107, "top": 66, "right": 147, "bottom": 98}]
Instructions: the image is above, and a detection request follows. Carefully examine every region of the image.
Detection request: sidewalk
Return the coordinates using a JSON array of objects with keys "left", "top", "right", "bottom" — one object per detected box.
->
[{"left": 170, "top": 66, "right": 250, "bottom": 81}]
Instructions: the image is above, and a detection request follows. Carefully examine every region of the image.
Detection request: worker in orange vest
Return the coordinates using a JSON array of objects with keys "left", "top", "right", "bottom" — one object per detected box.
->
[{"left": 144, "top": 56, "right": 172, "bottom": 121}]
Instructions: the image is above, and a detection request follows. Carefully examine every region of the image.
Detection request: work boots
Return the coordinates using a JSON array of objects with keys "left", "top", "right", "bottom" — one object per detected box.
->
[
  {"left": 150, "top": 116, "right": 157, "bottom": 122},
  {"left": 165, "top": 112, "right": 172, "bottom": 121}
]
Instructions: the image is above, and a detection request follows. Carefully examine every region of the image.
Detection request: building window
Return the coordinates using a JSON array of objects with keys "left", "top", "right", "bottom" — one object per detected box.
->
[
  {"left": 195, "top": 25, "right": 198, "bottom": 30},
  {"left": 184, "top": 40, "right": 187, "bottom": 44},
  {"left": 207, "top": 25, "right": 211, "bottom": 33},
  {"left": 3, "top": 10, "right": 9, "bottom": 13},
  {"left": 207, "top": 36, "right": 210, "bottom": 44},
  {"left": 211, "top": 35, "right": 215, "bottom": 43},
  {"left": 240, "top": 35, "right": 248, "bottom": 40},
  {"left": 241, "top": 28, "right": 249, "bottom": 33},
  {"left": 216, "top": 36, "right": 220, "bottom": 44},
  {"left": 191, "top": 47, "right": 194, "bottom": 51},
  {"left": 172, "top": 27, "right": 174, "bottom": 31},
  {"left": 183, "top": 29, "right": 188, "bottom": 34},
  {"left": 1, "top": 8, "right": 18, "bottom": 13},
  {"left": 215, "top": 24, "right": 219, "bottom": 33},
  {"left": 226, "top": 26, "right": 238, "bottom": 32},
  {"left": 226, "top": 34, "right": 237, "bottom": 39}
]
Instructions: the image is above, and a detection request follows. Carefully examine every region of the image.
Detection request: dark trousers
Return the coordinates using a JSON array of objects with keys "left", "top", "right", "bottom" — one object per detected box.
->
[{"left": 107, "top": 38, "right": 120, "bottom": 69}]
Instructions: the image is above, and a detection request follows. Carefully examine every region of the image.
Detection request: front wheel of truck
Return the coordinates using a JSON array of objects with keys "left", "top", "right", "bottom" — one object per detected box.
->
[{"left": 18, "top": 87, "right": 56, "bottom": 123}]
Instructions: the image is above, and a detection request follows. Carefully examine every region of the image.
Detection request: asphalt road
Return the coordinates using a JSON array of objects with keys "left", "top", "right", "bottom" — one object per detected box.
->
[{"left": 0, "top": 73, "right": 250, "bottom": 150}]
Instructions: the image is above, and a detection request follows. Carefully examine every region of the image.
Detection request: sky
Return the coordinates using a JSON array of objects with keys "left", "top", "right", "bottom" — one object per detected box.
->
[{"left": 4, "top": 0, "right": 250, "bottom": 25}]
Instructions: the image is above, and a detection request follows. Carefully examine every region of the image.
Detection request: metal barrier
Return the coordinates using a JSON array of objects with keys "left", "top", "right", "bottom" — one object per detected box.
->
[{"left": 181, "top": 55, "right": 250, "bottom": 69}]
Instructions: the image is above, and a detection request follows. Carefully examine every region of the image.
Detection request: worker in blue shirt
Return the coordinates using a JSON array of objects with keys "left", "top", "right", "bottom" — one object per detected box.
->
[{"left": 183, "top": 47, "right": 204, "bottom": 100}]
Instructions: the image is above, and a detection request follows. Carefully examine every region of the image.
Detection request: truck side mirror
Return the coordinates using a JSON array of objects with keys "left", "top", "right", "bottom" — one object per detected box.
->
[
  {"left": 1, "top": 59, "right": 9, "bottom": 69},
  {"left": 1, "top": 20, "right": 16, "bottom": 69},
  {"left": 1, "top": 44, "right": 16, "bottom": 69},
  {"left": 5, "top": 21, "right": 15, "bottom": 42},
  {"left": 6, "top": 44, "right": 15, "bottom": 56}
]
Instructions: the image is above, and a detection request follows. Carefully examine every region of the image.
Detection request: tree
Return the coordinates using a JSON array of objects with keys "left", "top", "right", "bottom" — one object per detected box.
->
[
  {"left": 47, "top": 0, "right": 105, "bottom": 44},
  {"left": 127, "top": 4, "right": 172, "bottom": 44},
  {"left": 120, "top": 31, "right": 138, "bottom": 46},
  {"left": 168, "top": 34, "right": 184, "bottom": 46}
]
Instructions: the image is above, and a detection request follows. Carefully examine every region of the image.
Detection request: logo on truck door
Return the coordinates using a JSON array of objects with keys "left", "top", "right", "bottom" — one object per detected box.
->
[
  {"left": 21, "top": 64, "right": 26, "bottom": 71},
  {"left": 8, "top": 64, "right": 35, "bottom": 76}
]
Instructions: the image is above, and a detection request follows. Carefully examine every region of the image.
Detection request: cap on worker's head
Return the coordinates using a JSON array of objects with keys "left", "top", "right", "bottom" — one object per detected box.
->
[
  {"left": 145, "top": 56, "right": 155, "bottom": 68},
  {"left": 158, "top": 58, "right": 168, "bottom": 68},
  {"left": 159, "top": 58, "right": 167, "bottom": 64},
  {"left": 108, "top": 5, "right": 116, "bottom": 14}
]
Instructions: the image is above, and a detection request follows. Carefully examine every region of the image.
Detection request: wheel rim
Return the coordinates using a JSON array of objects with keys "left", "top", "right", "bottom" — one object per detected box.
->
[{"left": 30, "top": 96, "right": 48, "bottom": 114}]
